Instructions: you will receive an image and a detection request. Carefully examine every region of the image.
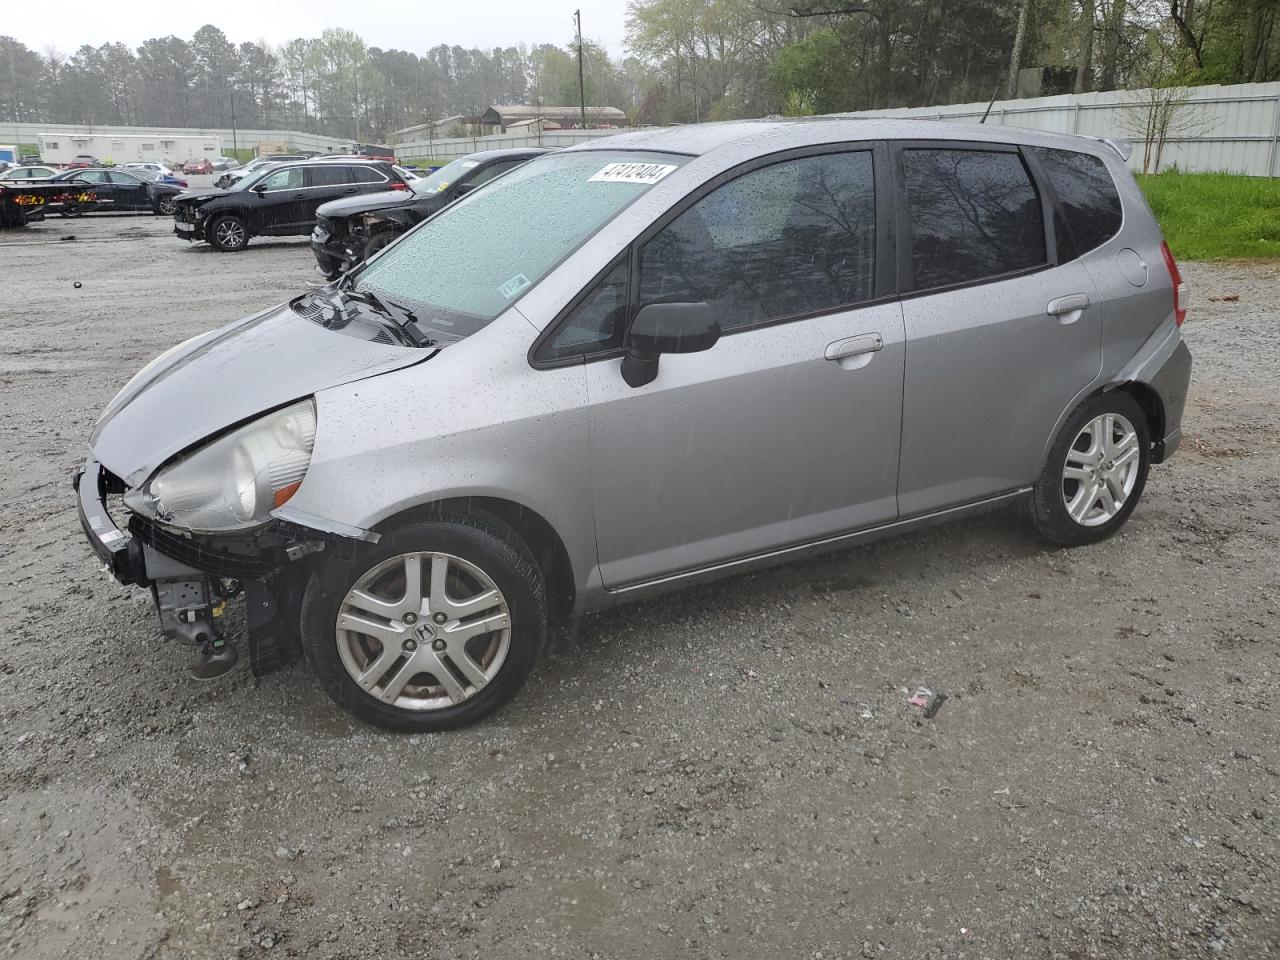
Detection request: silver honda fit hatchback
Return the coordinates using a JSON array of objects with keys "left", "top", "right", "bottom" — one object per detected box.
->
[{"left": 77, "top": 119, "right": 1192, "bottom": 730}]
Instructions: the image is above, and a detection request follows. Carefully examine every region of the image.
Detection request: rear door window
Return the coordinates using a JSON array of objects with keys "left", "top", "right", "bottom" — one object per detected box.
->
[
  {"left": 638, "top": 151, "right": 877, "bottom": 332},
  {"left": 1031, "top": 147, "right": 1122, "bottom": 256},
  {"left": 307, "top": 165, "right": 350, "bottom": 187},
  {"left": 901, "top": 148, "right": 1046, "bottom": 290}
]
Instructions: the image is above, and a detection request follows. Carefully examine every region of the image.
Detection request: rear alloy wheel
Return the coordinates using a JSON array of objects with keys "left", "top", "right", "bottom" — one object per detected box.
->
[
  {"left": 209, "top": 215, "right": 248, "bottom": 251},
  {"left": 1030, "top": 391, "right": 1150, "bottom": 546},
  {"left": 302, "top": 515, "right": 547, "bottom": 731},
  {"left": 158, "top": 196, "right": 178, "bottom": 216},
  {"left": 59, "top": 204, "right": 83, "bottom": 218}
]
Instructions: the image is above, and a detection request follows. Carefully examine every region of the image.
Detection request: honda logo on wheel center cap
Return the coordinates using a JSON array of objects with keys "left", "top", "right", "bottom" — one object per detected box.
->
[{"left": 413, "top": 622, "right": 437, "bottom": 643}]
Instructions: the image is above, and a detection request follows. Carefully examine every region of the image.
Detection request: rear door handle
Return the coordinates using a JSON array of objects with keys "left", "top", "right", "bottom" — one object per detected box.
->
[
  {"left": 343, "top": 187, "right": 359, "bottom": 194},
  {"left": 825, "top": 333, "right": 883, "bottom": 370},
  {"left": 1047, "top": 293, "right": 1090, "bottom": 322}
]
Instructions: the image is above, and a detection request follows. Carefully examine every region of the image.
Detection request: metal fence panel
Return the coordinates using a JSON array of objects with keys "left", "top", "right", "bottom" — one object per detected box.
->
[{"left": 7, "top": 79, "right": 1280, "bottom": 175}]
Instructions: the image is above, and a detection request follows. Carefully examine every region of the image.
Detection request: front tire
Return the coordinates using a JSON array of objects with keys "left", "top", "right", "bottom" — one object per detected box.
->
[
  {"left": 1030, "top": 391, "right": 1150, "bottom": 547},
  {"left": 157, "top": 196, "right": 178, "bottom": 216},
  {"left": 301, "top": 515, "right": 547, "bottom": 731},
  {"left": 363, "top": 230, "right": 398, "bottom": 262},
  {"left": 209, "top": 215, "right": 248, "bottom": 251}
]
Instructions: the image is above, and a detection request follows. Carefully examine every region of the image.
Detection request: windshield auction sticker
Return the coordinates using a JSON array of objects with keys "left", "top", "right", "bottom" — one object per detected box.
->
[
  {"left": 500, "top": 274, "right": 532, "bottom": 299},
  {"left": 588, "top": 162, "right": 677, "bottom": 185}
]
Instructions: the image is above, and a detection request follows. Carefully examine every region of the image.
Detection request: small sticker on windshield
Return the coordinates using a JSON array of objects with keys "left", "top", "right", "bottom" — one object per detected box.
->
[
  {"left": 589, "top": 162, "right": 677, "bottom": 185},
  {"left": 500, "top": 273, "right": 532, "bottom": 299}
]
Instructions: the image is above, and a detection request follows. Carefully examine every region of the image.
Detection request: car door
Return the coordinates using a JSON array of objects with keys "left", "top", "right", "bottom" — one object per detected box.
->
[
  {"left": 304, "top": 165, "right": 360, "bottom": 225},
  {"left": 73, "top": 170, "right": 118, "bottom": 208},
  {"left": 251, "top": 165, "right": 307, "bottom": 234},
  {"left": 892, "top": 141, "right": 1102, "bottom": 517},
  {"left": 108, "top": 171, "right": 148, "bottom": 209},
  {"left": 550, "top": 147, "right": 905, "bottom": 589}
]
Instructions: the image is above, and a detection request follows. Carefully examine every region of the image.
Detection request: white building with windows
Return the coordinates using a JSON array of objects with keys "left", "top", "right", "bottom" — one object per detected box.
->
[{"left": 36, "top": 133, "right": 222, "bottom": 166}]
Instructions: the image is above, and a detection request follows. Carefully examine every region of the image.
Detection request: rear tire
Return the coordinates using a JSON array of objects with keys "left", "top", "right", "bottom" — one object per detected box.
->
[
  {"left": 1030, "top": 391, "right": 1150, "bottom": 547},
  {"left": 209, "top": 215, "right": 248, "bottom": 251},
  {"left": 301, "top": 514, "right": 547, "bottom": 732}
]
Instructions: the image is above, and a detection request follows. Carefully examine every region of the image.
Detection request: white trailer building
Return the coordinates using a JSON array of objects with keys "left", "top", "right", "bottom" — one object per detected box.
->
[{"left": 36, "top": 132, "right": 223, "bottom": 166}]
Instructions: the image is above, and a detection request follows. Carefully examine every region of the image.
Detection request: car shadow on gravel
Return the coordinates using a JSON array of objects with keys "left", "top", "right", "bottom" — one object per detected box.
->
[{"left": 551, "top": 505, "right": 1040, "bottom": 655}]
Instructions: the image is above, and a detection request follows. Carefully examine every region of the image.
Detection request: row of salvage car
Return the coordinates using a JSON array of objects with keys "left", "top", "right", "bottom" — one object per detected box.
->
[{"left": 169, "top": 149, "right": 548, "bottom": 275}]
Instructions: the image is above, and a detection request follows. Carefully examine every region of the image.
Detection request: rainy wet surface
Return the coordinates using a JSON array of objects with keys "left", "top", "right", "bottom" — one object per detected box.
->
[{"left": 0, "top": 218, "right": 1277, "bottom": 958}]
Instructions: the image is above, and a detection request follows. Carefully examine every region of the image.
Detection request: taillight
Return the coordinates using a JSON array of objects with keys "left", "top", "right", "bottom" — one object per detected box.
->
[
  {"left": 1160, "top": 241, "right": 1187, "bottom": 326},
  {"left": 389, "top": 182, "right": 409, "bottom": 191}
]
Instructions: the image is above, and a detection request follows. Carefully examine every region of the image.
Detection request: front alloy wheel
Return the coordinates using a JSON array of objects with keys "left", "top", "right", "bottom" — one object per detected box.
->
[
  {"left": 336, "top": 552, "right": 512, "bottom": 710},
  {"left": 302, "top": 515, "right": 547, "bottom": 731},
  {"left": 158, "top": 196, "right": 178, "bottom": 216},
  {"left": 210, "top": 216, "right": 248, "bottom": 251}
]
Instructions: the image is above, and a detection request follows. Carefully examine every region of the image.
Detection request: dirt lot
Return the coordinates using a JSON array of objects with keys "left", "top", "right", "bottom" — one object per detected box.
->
[{"left": 0, "top": 212, "right": 1276, "bottom": 960}]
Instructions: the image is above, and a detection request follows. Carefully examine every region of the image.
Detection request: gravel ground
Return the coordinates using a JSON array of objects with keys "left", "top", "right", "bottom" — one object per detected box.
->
[{"left": 0, "top": 212, "right": 1277, "bottom": 960}]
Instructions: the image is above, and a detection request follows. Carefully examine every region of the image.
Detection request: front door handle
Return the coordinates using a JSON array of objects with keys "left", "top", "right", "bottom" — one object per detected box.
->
[
  {"left": 825, "top": 333, "right": 883, "bottom": 370},
  {"left": 343, "top": 187, "right": 359, "bottom": 194},
  {"left": 291, "top": 192, "right": 308, "bottom": 200},
  {"left": 1047, "top": 293, "right": 1091, "bottom": 323}
]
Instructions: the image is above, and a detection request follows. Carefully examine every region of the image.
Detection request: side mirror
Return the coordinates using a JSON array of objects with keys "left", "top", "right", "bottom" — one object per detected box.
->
[
  {"left": 620, "top": 301, "right": 720, "bottom": 388},
  {"left": 253, "top": 182, "right": 268, "bottom": 194}
]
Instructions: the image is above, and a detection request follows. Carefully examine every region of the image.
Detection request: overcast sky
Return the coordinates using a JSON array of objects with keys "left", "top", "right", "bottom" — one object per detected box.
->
[{"left": 3, "top": 2, "right": 632, "bottom": 56}]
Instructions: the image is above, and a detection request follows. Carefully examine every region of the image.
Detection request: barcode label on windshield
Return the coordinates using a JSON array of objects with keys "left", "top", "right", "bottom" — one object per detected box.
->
[
  {"left": 589, "top": 162, "right": 677, "bottom": 185},
  {"left": 499, "top": 273, "right": 532, "bottom": 299}
]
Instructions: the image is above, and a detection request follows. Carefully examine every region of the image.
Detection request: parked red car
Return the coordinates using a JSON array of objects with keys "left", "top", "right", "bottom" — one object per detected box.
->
[{"left": 183, "top": 158, "right": 214, "bottom": 175}]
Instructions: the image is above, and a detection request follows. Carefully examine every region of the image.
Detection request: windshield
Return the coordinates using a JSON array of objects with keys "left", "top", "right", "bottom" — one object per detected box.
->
[
  {"left": 410, "top": 157, "right": 481, "bottom": 196},
  {"left": 355, "top": 150, "right": 686, "bottom": 337}
]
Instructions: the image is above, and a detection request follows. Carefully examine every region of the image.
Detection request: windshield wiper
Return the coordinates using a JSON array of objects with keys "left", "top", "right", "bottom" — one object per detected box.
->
[{"left": 343, "top": 286, "right": 435, "bottom": 348}]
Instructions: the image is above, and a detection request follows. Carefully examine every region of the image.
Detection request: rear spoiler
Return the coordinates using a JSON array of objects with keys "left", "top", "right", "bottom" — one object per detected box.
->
[{"left": 1089, "top": 137, "right": 1133, "bottom": 161}]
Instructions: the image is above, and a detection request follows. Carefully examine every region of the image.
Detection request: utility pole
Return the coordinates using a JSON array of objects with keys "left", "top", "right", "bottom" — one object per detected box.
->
[
  {"left": 230, "top": 91, "right": 238, "bottom": 156},
  {"left": 9, "top": 43, "right": 21, "bottom": 155},
  {"left": 575, "top": 9, "right": 587, "bottom": 132},
  {"left": 354, "top": 70, "right": 361, "bottom": 146}
]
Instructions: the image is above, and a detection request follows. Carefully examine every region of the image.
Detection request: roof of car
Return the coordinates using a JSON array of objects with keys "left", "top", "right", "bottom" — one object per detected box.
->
[
  {"left": 459, "top": 147, "right": 552, "bottom": 162},
  {"left": 567, "top": 116, "right": 1119, "bottom": 160}
]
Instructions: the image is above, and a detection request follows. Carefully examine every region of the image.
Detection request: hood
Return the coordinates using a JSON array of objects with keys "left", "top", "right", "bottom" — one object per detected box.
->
[
  {"left": 90, "top": 301, "right": 428, "bottom": 487},
  {"left": 318, "top": 190, "right": 419, "bottom": 219},
  {"left": 176, "top": 188, "right": 225, "bottom": 204}
]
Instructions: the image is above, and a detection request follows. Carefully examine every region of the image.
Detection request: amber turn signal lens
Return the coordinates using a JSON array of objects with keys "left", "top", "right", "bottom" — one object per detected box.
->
[{"left": 274, "top": 481, "right": 302, "bottom": 508}]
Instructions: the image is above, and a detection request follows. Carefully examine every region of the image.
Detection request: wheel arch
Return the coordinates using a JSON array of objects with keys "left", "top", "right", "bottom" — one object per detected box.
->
[
  {"left": 1037, "top": 379, "right": 1166, "bottom": 477},
  {"left": 1111, "top": 380, "right": 1167, "bottom": 462},
  {"left": 371, "top": 496, "right": 576, "bottom": 620}
]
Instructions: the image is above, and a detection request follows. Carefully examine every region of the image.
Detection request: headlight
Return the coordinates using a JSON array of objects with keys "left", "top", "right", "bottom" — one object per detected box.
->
[{"left": 124, "top": 399, "right": 317, "bottom": 533}]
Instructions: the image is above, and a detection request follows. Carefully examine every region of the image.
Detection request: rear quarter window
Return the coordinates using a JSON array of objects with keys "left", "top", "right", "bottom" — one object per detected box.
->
[{"left": 1031, "top": 147, "right": 1123, "bottom": 256}]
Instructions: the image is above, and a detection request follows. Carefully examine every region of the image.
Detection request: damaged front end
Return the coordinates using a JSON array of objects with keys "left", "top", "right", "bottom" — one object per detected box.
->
[
  {"left": 75, "top": 454, "right": 366, "bottom": 678},
  {"left": 76, "top": 295, "right": 430, "bottom": 680}
]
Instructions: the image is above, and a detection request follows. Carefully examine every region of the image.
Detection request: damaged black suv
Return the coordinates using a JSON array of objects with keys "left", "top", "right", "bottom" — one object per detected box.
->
[
  {"left": 174, "top": 159, "right": 411, "bottom": 252},
  {"left": 310, "top": 148, "right": 547, "bottom": 277}
]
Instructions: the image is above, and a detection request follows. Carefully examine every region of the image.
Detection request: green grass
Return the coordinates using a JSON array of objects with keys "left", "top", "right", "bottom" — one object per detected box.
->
[
  {"left": 399, "top": 156, "right": 450, "bottom": 169},
  {"left": 1138, "top": 171, "right": 1280, "bottom": 260}
]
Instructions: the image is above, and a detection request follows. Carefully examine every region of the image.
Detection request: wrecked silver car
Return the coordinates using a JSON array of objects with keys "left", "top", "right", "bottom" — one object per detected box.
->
[{"left": 77, "top": 119, "right": 1191, "bottom": 731}]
